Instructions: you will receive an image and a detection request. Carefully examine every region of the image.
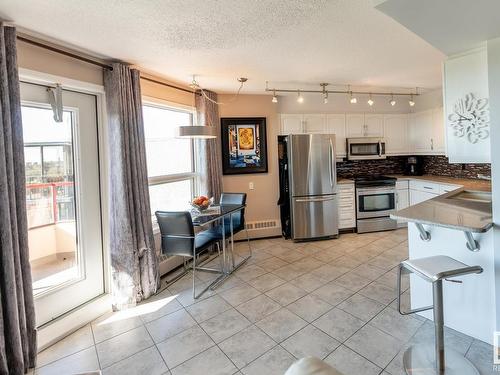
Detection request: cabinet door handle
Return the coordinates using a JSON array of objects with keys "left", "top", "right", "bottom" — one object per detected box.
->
[
  {"left": 423, "top": 186, "right": 433, "bottom": 190},
  {"left": 430, "top": 138, "right": 434, "bottom": 150}
]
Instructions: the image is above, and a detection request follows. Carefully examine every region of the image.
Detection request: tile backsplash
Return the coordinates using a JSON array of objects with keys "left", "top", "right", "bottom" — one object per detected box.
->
[
  {"left": 336, "top": 155, "right": 490, "bottom": 179},
  {"left": 422, "top": 155, "right": 490, "bottom": 179}
]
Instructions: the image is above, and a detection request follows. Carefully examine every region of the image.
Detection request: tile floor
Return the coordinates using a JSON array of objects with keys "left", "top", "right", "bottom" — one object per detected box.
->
[{"left": 35, "top": 229, "right": 496, "bottom": 375}]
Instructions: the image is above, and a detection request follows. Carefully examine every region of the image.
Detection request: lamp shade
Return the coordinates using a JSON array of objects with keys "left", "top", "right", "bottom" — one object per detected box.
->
[{"left": 177, "top": 125, "right": 217, "bottom": 139}]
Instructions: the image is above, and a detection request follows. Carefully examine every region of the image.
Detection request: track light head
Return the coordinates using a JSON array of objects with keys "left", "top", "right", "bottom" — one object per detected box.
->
[
  {"left": 297, "top": 90, "right": 304, "bottom": 103},
  {"left": 272, "top": 90, "right": 278, "bottom": 103},
  {"left": 409, "top": 94, "right": 415, "bottom": 107},
  {"left": 367, "top": 94, "right": 374, "bottom": 106},
  {"left": 390, "top": 95, "right": 396, "bottom": 106}
]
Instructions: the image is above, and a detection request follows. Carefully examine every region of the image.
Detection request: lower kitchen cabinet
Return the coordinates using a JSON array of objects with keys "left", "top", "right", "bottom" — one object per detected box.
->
[
  {"left": 409, "top": 189, "right": 438, "bottom": 205},
  {"left": 338, "top": 183, "right": 356, "bottom": 229}
]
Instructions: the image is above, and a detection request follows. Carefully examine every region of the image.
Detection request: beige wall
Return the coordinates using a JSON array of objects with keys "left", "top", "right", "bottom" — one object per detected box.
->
[{"left": 219, "top": 94, "right": 281, "bottom": 237}]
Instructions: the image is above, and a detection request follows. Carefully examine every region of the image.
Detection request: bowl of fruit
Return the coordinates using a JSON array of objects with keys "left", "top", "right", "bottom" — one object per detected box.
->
[{"left": 190, "top": 195, "right": 213, "bottom": 212}]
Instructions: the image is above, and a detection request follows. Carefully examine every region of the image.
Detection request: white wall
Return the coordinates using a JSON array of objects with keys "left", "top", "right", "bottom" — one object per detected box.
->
[
  {"left": 487, "top": 37, "right": 500, "bottom": 335},
  {"left": 276, "top": 89, "right": 442, "bottom": 114}
]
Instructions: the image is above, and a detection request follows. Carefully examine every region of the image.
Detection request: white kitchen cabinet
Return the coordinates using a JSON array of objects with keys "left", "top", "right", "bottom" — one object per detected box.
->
[
  {"left": 303, "top": 114, "right": 327, "bottom": 133},
  {"left": 432, "top": 107, "right": 446, "bottom": 153},
  {"left": 280, "top": 114, "right": 303, "bottom": 135},
  {"left": 346, "top": 114, "right": 383, "bottom": 138},
  {"left": 409, "top": 189, "right": 438, "bottom": 205},
  {"left": 346, "top": 114, "right": 365, "bottom": 137},
  {"left": 408, "top": 108, "right": 445, "bottom": 155},
  {"left": 396, "top": 187, "right": 410, "bottom": 227},
  {"left": 384, "top": 114, "right": 408, "bottom": 155},
  {"left": 364, "top": 114, "right": 384, "bottom": 137},
  {"left": 338, "top": 183, "right": 356, "bottom": 229},
  {"left": 326, "top": 114, "right": 347, "bottom": 158},
  {"left": 444, "top": 47, "right": 490, "bottom": 163}
]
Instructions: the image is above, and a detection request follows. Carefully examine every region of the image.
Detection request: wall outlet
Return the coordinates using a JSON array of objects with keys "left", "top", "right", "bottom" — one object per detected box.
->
[{"left": 249, "top": 182, "right": 254, "bottom": 190}]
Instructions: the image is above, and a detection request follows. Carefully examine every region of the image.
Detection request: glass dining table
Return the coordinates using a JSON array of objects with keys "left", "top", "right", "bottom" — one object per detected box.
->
[{"left": 191, "top": 203, "right": 251, "bottom": 289}]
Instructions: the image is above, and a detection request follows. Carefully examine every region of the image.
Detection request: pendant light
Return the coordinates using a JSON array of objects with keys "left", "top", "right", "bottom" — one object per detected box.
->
[
  {"left": 390, "top": 94, "right": 396, "bottom": 106},
  {"left": 321, "top": 83, "right": 329, "bottom": 104},
  {"left": 272, "top": 90, "right": 278, "bottom": 103},
  {"left": 177, "top": 82, "right": 217, "bottom": 139}
]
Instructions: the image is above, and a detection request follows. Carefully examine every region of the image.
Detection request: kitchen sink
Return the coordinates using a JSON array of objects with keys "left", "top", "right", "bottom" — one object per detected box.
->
[{"left": 446, "top": 191, "right": 492, "bottom": 203}]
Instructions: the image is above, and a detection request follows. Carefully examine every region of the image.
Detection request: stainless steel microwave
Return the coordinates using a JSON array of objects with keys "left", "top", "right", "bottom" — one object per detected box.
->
[{"left": 346, "top": 137, "right": 386, "bottom": 160}]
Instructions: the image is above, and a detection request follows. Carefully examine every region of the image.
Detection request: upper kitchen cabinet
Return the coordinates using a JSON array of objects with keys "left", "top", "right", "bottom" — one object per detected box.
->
[
  {"left": 326, "top": 114, "right": 347, "bottom": 158},
  {"left": 444, "top": 47, "right": 490, "bottom": 163},
  {"left": 303, "top": 114, "right": 327, "bottom": 133},
  {"left": 346, "top": 114, "right": 384, "bottom": 137},
  {"left": 280, "top": 114, "right": 303, "bottom": 135},
  {"left": 364, "top": 114, "right": 384, "bottom": 137},
  {"left": 408, "top": 108, "right": 445, "bottom": 155},
  {"left": 383, "top": 114, "right": 408, "bottom": 155}
]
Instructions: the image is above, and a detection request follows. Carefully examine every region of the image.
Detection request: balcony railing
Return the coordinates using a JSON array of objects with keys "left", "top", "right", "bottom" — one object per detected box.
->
[{"left": 26, "top": 181, "right": 75, "bottom": 229}]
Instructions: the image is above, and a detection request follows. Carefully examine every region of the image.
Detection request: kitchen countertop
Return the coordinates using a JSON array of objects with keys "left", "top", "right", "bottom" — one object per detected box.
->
[
  {"left": 337, "top": 178, "right": 354, "bottom": 184},
  {"left": 391, "top": 188, "right": 492, "bottom": 233},
  {"left": 389, "top": 174, "right": 491, "bottom": 192}
]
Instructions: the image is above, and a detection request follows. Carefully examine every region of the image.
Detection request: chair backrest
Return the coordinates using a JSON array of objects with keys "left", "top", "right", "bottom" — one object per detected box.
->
[
  {"left": 220, "top": 192, "right": 247, "bottom": 230},
  {"left": 155, "top": 211, "right": 195, "bottom": 257}
]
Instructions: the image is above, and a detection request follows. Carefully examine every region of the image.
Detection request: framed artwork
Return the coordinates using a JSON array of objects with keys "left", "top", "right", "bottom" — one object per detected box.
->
[{"left": 220, "top": 117, "right": 268, "bottom": 175}]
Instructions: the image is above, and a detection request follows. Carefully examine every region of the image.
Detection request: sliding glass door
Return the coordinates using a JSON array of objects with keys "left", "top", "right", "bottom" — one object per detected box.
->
[{"left": 20, "top": 81, "right": 104, "bottom": 326}]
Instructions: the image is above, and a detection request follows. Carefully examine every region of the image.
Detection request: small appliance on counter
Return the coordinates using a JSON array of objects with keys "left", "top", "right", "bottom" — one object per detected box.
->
[
  {"left": 355, "top": 175, "right": 397, "bottom": 233},
  {"left": 404, "top": 156, "right": 424, "bottom": 176},
  {"left": 278, "top": 134, "right": 339, "bottom": 241}
]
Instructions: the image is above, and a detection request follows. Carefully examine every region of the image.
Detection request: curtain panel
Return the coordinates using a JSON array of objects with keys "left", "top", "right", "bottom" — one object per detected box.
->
[
  {"left": 195, "top": 90, "right": 223, "bottom": 201},
  {"left": 0, "top": 25, "right": 37, "bottom": 374},
  {"left": 104, "top": 63, "right": 159, "bottom": 310}
]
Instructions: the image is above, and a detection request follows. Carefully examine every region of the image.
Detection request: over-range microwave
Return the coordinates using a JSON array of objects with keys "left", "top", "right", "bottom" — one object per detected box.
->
[{"left": 346, "top": 137, "right": 386, "bottom": 160}]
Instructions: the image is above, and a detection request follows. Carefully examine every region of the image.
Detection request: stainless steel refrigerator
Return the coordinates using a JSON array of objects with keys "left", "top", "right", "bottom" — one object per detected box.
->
[{"left": 282, "top": 134, "right": 338, "bottom": 241}]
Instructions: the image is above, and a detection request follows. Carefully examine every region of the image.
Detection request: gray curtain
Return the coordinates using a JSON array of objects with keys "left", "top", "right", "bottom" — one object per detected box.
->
[
  {"left": 195, "top": 90, "right": 223, "bottom": 201},
  {"left": 104, "top": 63, "right": 159, "bottom": 310},
  {"left": 0, "top": 25, "right": 37, "bottom": 374}
]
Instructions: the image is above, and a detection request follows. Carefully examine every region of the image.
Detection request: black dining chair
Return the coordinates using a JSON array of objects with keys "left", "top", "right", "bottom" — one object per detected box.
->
[
  {"left": 206, "top": 192, "right": 252, "bottom": 268},
  {"left": 155, "top": 211, "right": 223, "bottom": 299}
]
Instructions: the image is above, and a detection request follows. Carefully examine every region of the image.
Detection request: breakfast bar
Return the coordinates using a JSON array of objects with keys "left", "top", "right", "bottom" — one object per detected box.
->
[{"left": 391, "top": 188, "right": 495, "bottom": 344}]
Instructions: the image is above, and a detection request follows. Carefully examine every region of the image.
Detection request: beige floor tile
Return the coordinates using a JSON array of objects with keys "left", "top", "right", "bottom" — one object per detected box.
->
[
  {"left": 359, "top": 280, "right": 397, "bottom": 305},
  {"left": 219, "top": 283, "right": 261, "bottom": 306},
  {"left": 324, "top": 345, "right": 382, "bottom": 375},
  {"left": 312, "top": 308, "right": 365, "bottom": 342},
  {"left": 257, "top": 256, "right": 289, "bottom": 272},
  {"left": 101, "top": 346, "right": 167, "bottom": 375},
  {"left": 241, "top": 345, "right": 296, "bottom": 375},
  {"left": 286, "top": 294, "right": 333, "bottom": 322},
  {"left": 281, "top": 325, "right": 340, "bottom": 360},
  {"left": 289, "top": 273, "right": 327, "bottom": 293},
  {"left": 334, "top": 272, "right": 372, "bottom": 292},
  {"left": 234, "top": 264, "right": 267, "bottom": 282},
  {"left": 256, "top": 308, "right": 307, "bottom": 342},
  {"left": 170, "top": 346, "right": 237, "bottom": 375},
  {"left": 156, "top": 325, "right": 215, "bottom": 369},
  {"left": 265, "top": 283, "right": 307, "bottom": 306},
  {"left": 186, "top": 295, "right": 232, "bottom": 323},
  {"left": 246, "top": 273, "right": 286, "bottom": 293},
  {"left": 37, "top": 347, "right": 100, "bottom": 375},
  {"left": 236, "top": 294, "right": 281, "bottom": 322},
  {"left": 219, "top": 325, "right": 276, "bottom": 368},
  {"left": 145, "top": 309, "right": 197, "bottom": 343},
  {"left": 312, "top": 282, "right": 355, "bottom": 306},
  {"left": 337, "top": 293, "right": 386, "bottom": 322},
  {"left": 200, "top": 308, "right": 251, "bottom": 343},
  {"left": 272, "top": 263, "right": 307, "bottom": 281}
]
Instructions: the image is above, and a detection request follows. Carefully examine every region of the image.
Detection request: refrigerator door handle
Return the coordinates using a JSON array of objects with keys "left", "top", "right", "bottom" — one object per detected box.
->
[
  {"left": 295, "top": 196, "right": 336, "bottom": 203},
  {"left": 329, "top": 139, "right": 334, "bottom": 188}
]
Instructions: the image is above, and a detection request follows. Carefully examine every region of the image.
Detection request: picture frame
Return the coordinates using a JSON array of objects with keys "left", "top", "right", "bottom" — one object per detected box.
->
[{"left": 220, "top": 117, "right": 268, "bottom": 175}]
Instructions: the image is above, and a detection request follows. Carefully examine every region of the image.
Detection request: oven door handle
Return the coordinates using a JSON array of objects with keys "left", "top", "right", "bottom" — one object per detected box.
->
[{"left": 356, "top": 187, "right": 396, "bottom": 194}]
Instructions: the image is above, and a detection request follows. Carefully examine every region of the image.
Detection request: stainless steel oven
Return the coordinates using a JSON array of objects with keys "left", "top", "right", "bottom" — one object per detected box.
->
[
  {"left": 355, "top": 176, "right": 397, "bottom": 233},
  {"left": 347, "top": 137, "right": 386, "bottom": 160}
]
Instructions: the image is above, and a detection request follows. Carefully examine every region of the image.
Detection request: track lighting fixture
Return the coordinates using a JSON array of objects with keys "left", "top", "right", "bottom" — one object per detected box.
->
[
  {"left": 409, "top": 94, "right": 415, "bottom": 107},
  {"left": 320, "top": 83, "right": 328, "bottom": 104},
  {"left": 367, "top": 94, "right": 374, "bottom": 106},
  {"left": 297, "top": 90, "right": 304, "bottom": 103},
  {"left": 264, "top": 82, "right": 419, "bottom": 107}
]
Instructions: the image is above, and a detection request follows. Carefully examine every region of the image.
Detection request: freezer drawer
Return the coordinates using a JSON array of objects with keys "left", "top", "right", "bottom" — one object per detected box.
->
[{"left": 292, "top": 194, "right": 338, "bottom": 240}]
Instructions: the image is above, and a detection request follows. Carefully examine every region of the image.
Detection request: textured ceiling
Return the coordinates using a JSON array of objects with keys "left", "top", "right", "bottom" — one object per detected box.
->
[{"left": 0, "top": 0, "right": 445, "bottom": 93}]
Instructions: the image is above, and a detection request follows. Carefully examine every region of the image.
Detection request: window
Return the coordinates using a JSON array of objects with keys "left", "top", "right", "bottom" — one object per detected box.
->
[{"left": 143, "top": 103, "right": 196, "bottom": 214}]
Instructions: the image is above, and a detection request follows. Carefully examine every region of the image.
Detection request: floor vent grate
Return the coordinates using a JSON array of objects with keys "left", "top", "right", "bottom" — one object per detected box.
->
[{"left": 245, "top": 220, "right": 279, "bottom": 230}]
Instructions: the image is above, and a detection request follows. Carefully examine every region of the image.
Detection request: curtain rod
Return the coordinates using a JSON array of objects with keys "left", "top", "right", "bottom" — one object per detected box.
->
[{"left": 16, "top": 35, "right": 197, "bottom": 95}]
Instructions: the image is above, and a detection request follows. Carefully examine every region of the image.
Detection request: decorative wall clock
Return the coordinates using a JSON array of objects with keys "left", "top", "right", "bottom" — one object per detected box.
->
[{"left": 448, "top": 93, "right": 489, "bottom": 144}]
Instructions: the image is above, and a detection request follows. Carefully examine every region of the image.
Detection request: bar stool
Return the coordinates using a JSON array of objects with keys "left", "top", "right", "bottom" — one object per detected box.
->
[{"left": 397, "top": 255, "right": 483, "bottom": 375}]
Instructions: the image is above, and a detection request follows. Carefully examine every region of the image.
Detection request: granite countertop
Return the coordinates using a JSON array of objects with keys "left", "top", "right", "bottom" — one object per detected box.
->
[
  {"left": 337, "top": 178, "right": 354, "bottom": 184},
  {"left": 389, "top": 174, "right": 491, "bottom": 192},
  {"left": 391, "top": 188, "right": 492, "bottom": 233}
]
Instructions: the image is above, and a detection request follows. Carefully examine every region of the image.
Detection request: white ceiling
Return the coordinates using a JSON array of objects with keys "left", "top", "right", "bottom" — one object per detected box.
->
[
  {"left": 376, "top": 0, "right": 500, "bottom": 56},
  {"left": 0, "top": 0, "right": 445, "bottom": 93}
]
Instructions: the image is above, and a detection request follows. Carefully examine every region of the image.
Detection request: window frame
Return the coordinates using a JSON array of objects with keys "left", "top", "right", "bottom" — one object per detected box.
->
[{"left": 141, "top": 97, "right": 198, "bottom": 219}]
